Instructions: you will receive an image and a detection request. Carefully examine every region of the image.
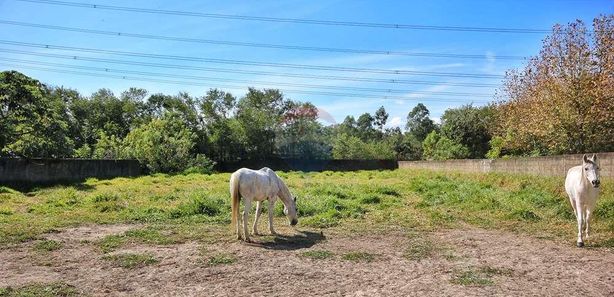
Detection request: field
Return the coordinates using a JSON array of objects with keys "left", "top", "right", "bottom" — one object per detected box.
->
[{"left": 0, "top": 169, "right": 613, "bottom": 296}]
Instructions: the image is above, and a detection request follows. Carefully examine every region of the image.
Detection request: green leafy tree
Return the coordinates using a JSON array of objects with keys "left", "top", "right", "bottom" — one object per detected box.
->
[
  {"left": 374, "top": 106, "right": 389, "bottom": 132},
  {"left": 277, "top": 102, "right": 332, "bottom": 159},
  {"left": 406, "top": 103, "right": 436, "bottom": 141},
  {"left": 0, "top": 71, "right": 74, "bottom": 157},
  {"left": 123, "top": 113, "right": 196, "bottom": 173},
  {"left": 440, "top": 104, "right": 494, "bottom": 158},
  {"left": 422, "top": 131, "right": 469, "bottom": 160},
  {"left": 332, "top": 134, "right": 395, "bottom": 159}
]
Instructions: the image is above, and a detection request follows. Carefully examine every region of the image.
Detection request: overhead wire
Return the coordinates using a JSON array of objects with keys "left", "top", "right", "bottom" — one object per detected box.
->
[
  {"left": 1, "top": 62, "right": 492, "bottom": 103},
  {"left": 15, "top": 0, "right": 562, "bottom": 34},
  {"left": 0, "top": 20, "right": 527, "bottom": 60},
  {"left": 0, "top": 57, "right": 493, "bottom": 97}
]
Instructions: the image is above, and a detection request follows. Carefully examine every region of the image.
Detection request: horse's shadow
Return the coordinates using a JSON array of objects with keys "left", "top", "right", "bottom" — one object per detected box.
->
[{"left": 246, "top": 230, "right": 326, "bottom": 250}]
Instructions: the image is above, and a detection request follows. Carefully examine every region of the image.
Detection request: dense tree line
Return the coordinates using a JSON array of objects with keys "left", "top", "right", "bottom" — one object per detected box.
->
[{"left": 1, "top": 15, "right": 611, "bottom": 172}]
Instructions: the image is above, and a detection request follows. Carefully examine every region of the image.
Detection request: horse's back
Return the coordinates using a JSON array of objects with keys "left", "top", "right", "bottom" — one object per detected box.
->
[{"left": 231, "top": 167, "right": 278, "bottom": 200}]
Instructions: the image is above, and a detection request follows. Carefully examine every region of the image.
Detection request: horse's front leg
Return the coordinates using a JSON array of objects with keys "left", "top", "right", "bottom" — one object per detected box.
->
[
  {"left": 584, "top": 209, "right": 591, "bottom": 240},
  {"left": 575, "top": 201, "right": 584, "bottom": 247},
  {"left": 253, "top": 201, "right": 262, "bottom": 236},
  {"left": 268, "top": 199, "right": 277, "bottom": 235},
  {"left": 243, "top": 199, "right": 252, "bottom": 242}
]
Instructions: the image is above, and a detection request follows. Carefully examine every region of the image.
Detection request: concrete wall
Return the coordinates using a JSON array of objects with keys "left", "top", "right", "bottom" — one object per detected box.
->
[
  {"left": 0, "top": 158, "right": 142, "bottom": 187},
  {"left": 216, "top": 158, "right": 398, "bottom": 172},
  {"left": 398, "top": 152, "right": 614, "bottom": 177}
]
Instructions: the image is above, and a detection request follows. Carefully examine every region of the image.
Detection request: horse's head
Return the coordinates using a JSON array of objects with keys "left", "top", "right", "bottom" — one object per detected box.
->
[
  {"left": 583, "top": 154, "right": 600, "bottom": 188},
  {"left": 283, "top": 196, "right": 298, "bottom": 226}
]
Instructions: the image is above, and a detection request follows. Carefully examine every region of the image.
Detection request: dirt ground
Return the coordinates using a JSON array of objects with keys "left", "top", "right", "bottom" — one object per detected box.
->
[{"left": 0, "top": 224, "right": 613, "bottom": 297}]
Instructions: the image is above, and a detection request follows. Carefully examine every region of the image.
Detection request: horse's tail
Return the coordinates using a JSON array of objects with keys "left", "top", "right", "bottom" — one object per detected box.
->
[{"left": 230, "top": 172, "right": 240, "bottom": 229}]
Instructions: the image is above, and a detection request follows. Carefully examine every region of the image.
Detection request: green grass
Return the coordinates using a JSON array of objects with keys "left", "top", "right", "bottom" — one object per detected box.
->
[
  {"left": 300, "top": 250, "right": 334, "bottom": 260},
  {"left": 342, "top": 252, "right": 375, "bottom": 262},
  {"left": 206, "top": 253, "right": 237, "bottom": 266},
  {"left": 33, "top": 240, "right": 63, "bottom": 252},
  {"left": 98, "top": 227, "right": 183, "bottom": 253},
  {"left": 1, "top": 170, "right": 612, "bottom": 248},
  {"left": 404, "top": 237, "right": 438, "bottom": 260},
  {"left": 451, "top": 266, "right": 514, "bottom": 286},
  {"left": 102, "top": 253, "right": 158, "bottom": 269},
  {"left": 0, "top": 282, "right": 79, "bottom": 297}
]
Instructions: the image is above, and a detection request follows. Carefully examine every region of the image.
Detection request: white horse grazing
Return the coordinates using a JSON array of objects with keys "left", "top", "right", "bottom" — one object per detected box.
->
[
  {"left": 565, "top": 154, "right": 601, "bottom": 247},
  {"left": 230, "top": 167, "right": 298, "bottom": 242}
]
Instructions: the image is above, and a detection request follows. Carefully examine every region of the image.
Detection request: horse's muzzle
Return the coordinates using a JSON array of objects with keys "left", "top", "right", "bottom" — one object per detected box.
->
[
  {"left": 290, "top": 219, "right": 298, "bottom": 226},
  {"left": 592, "top": 180, "right": 600, "bottom": 188}
]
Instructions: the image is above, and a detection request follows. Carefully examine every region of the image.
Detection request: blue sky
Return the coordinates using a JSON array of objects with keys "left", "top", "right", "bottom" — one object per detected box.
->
[{"left": 0, "top": 0, "right": 611, "bottom": 127}]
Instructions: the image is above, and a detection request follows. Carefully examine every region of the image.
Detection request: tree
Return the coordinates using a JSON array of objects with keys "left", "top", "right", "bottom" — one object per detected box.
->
[
  {"left": 236, "top": 88, "right": 289, "bottom": 159},
  {"left": 356, "top": 112, "right": 375, "bottom": 140},
  {"left": 374, "top": 106, "right": 389, "bottom": 132},
  {"left": 440, "top": 104, "right": 494, "bottom": 158},
  {"left": 332, "top": 134, "right": 395, "bottom": 159},
  {"left": 277, "top": 102, "right": 332, "bottom": 159},
  {"left": 0, "top": 71, "right": 74, "bottom": 157},
  {"left": 494, "top": 16, "right": 614, "bottom": 155},
  {"left": 422, "top": 131, "right": 469, "bottom": 160},
  {"left": 406, "top": 103, "right": 436, "bottom": 141},
  {"left": 123, "top": 113, "right": 196, "bottom": 173}
]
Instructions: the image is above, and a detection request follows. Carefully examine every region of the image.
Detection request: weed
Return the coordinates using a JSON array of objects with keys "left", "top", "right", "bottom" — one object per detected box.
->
[
  {"left": 342, "top": 251, "right": 375, "bottom": 262},
  {"left": 451, "top": 266, "right": 513, "bottom": 286},
  {"left": 33, "top": 240, "right": 63, "bottom": 252},
  {"left": 404, "top": 238, "right": 437, "bottom": 260},
  {"left": 103, "top": 253, "right": 158, "bottom": 269},
  {"left": 0, "top": 282, "right": 78, "bottom": 297},
  {"left": 206, "top": 253, "right": 237, "bottom": 266}
]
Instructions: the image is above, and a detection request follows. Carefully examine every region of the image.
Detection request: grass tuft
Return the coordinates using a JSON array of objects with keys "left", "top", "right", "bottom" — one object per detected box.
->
[
  {"left": 103, "top": 253, "right": 158, "bottom": 269},
  {"left": 33, "top": 240, "right": 63, "bottom": 252},
  {"left": 206, "top": 253, "right": 237, "bottom": 266},
  {"left": 342, "top": 251, "right": 375, "bottom": 262},
  {"left": 451, "top": 266, "right": 513, "bottom": 286},
  {"left": 0, "top": 282, "right": 78, "bottom": 297}
]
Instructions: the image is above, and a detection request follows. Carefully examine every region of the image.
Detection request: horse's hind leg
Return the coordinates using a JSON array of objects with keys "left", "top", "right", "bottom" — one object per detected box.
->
[
  {"left": 243, "top": 199, "right": 252, "bottom": 242},
  {"left": 253, "top": 201, "right": 262, "bottom": 235}
]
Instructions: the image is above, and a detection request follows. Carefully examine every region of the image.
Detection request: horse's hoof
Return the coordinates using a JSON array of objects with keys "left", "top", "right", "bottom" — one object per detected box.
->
[{"left": 577, "top": 242, "right": 584, "bottom": 247}]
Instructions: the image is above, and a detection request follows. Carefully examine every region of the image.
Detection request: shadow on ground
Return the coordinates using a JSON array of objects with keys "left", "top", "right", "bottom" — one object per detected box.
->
[{"left": 247, "top": 231, "right": 326, "bottom": 250}]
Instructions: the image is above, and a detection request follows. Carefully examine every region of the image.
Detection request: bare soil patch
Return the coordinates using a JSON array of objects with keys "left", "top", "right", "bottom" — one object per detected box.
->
[{"left": 0, "top": 224, "right": 612, "bottom": 296}]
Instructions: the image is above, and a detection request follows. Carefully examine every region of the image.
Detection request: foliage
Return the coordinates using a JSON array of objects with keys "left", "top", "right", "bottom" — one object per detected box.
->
[
  {"left": 440, "top": 104, "right": 494, "bottom": 158},
  {"left": 494, "top": 16, "right": 614, "bottom": 155},
  {"left": 406, "top": 103, "right": 437, "bottom": 141},
  {"left": 122, "top": 113, "right": 195, "bottom": 173},
  {"left": 332, "top": 134, "right": 395, "bottom": 160},
  {"left": 423, "top": 131, "right": 470, "bottom": 160},
  {"left": 0, "top": 71, "right": 74, "bottom": 157}
]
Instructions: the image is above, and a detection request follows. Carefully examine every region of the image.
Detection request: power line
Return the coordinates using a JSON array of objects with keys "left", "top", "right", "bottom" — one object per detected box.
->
[
  {"left": 0, "top": 57, "right": 493, "bottom": 97},
  {"left": 16, "top": 0, "right": 557, "bottom": 34},
  {"left": 0, "top": 47, "right": 499, "bottom": 88},
  {"left": 0, "top": 20, "right": 527, "bottom": 60},
  {"left": 0, "top": 40, "right": 505, "bottom": 79},
  {"left": 0, "top": 63, "right": 491, "bottom": 103}
]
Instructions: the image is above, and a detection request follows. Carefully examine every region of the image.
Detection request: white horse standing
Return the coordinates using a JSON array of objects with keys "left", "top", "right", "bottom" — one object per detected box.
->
[
  {"left": 565, "top": 154, "right": 601, "bottom": 247},
  {"left": 230, "top": 167, "right": 298, "bottom": 242}
]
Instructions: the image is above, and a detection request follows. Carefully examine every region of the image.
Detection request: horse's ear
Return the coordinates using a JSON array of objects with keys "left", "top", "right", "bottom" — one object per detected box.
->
[
  {"left": 583, "top": 154, "right": 589, "bottom": 163},
  {"left": 591, "top": 154, "right": 597, "bottom": 162}
]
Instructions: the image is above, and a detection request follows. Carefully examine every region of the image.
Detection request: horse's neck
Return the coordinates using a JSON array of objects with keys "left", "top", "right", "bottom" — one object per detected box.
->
[{"left": 274, "top": 178, "right": 291, "bottom": 204}]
